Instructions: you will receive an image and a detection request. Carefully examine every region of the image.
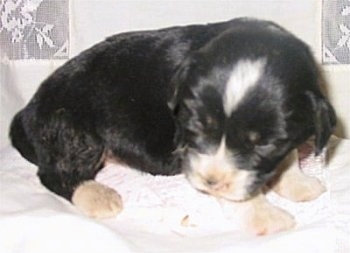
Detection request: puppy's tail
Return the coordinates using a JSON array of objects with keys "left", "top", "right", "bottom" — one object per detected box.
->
[{"left": 9, "top": 111, "right": 38, "bottom": 164}]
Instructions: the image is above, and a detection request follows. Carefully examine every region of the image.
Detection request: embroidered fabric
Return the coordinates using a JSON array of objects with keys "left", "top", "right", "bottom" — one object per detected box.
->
[
  {"left": 1, "top": 136, "right": 349, "bottom": 252},
  {"left": 322, "top": 0, "right": 350, "bottom": 64},
  {"left": 0, "top": 0, "right": 69, "bottom": 59},
  {"left": 95, "top": 141, "right": 329, "bottom": 235}
]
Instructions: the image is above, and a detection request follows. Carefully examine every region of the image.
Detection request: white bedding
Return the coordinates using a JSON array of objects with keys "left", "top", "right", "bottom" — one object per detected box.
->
[{"left": 0, "top": 136, "right": 349, "bottom": 253}]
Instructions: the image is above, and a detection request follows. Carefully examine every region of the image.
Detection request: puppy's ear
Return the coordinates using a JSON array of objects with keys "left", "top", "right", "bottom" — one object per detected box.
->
[
  {"left": 167, "top": 57, "right": 193, "bottom": 112},
  {"left": 306, "top": 91, "right": 336, "bottom": 155}
]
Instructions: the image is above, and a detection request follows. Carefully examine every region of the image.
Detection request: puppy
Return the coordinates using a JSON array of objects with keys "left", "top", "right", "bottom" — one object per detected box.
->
[{"left": 10, "top": 18, "right": 336, "bottom": 235}]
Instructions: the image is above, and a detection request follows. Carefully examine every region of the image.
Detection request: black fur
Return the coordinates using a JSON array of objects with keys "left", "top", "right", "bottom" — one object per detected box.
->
[{"left": 10, "top": 18, "right": 336, "bottom": 201}]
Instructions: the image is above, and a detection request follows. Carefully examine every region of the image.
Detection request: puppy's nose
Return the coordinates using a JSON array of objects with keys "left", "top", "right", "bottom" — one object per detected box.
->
[
  {"left": 204, "top": 177, "right": 229, "bottom": 191},
  {"left": 205, "top": 177, "right": 219, "bottom": 186}
]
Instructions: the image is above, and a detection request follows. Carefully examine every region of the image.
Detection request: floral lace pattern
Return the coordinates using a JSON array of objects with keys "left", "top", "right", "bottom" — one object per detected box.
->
[
  {"left": 323, "top": 0, "right": 350, "bottom": 64},
  {"left": 1, "top": 0, "right": 348, "bottom": 63},
  {"left": 0, "top": 0, "right": 69, "bottom": 59},
  {"left": 94, "top": 142, "right": 330, "bottom": 234}
]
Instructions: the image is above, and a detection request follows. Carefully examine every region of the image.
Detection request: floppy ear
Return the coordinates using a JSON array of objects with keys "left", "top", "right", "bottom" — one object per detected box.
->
[
  {"left": 167, "top": 57, "right": 193, "bottom": 112},
  {"left": 306, "top": 91, "right": 336, "bottom": 155}
]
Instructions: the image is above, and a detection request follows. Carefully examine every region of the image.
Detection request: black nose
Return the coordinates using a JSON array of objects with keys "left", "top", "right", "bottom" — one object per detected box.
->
[
  {"left": 205, "top": 177, "right": 219, "bottom": 186},
  {"left": 204, "top": 176, "right": 230, "bottom": 191}
]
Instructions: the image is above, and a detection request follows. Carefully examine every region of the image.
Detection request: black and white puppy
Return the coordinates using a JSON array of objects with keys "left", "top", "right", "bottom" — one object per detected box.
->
[{"left": 10, "top": 18, "right": 336, "bottom": 235}]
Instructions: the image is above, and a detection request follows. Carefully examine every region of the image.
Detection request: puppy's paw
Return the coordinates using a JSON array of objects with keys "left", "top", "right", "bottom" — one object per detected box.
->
[
  {"left": 244, "top": 203, "right": 295, "bottom": 236},
  {"left": 72, "top": 180, "right": 123, "bottom": 218},
  {"left": 273, "top": 176, "right": 326, "bottom": 202}
]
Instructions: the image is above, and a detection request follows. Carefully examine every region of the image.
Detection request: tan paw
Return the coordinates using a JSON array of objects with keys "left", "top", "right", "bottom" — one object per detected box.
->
[
  {"left": 274, "top": 176, "right": 326, "bottom": 202},
  {"left": 72, "top": 180, "right": 123, "bottom": 218},
  {"left": 244, "top": 204, "right": 295, "bottom": 236}
]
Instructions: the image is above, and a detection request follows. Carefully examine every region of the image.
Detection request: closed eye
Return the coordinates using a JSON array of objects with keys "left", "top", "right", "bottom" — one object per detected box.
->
[
  {"left": 242, "top": 131, "right": 266, "bottom": 150},
  {"left": 247, "top": 131, "right": 261, "bottom": 145},
  {"left": 204, "top": 115, "right": 219, "bottom": 130}
]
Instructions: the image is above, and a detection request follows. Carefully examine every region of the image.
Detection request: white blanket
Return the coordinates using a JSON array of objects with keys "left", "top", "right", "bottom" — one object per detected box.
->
[{"left": 0, "top": 136, "right": 349, "bottom": 253}]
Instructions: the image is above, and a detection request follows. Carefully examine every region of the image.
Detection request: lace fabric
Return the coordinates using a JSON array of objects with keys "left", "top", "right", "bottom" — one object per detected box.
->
[
  {"left": 1, "top": 0, "right": 349, "bottom": 64},
  {"left": 322, "top": 0, "right": 350, "bottom": 64},
  {"left": 0, "top": 0, "right": 69, "bottom": 60}
]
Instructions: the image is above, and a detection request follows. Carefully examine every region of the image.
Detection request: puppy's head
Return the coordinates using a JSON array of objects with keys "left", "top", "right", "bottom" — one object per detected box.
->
[{"left": 170, "top": 21, "right": 336, "bottom": 201}]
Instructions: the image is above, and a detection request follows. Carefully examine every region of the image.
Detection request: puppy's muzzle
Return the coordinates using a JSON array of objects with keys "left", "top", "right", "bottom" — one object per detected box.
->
[{"left": 185, "top": 166, "right": 257, "bottom": 202}]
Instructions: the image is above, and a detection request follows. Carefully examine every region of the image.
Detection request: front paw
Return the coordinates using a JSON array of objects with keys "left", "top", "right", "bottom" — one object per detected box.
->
[
  {"left": 72, "top": 180, "right": 123, "bottom": 218},
  {"left": 273, "top": 176, "right": 326, "bottom": 202},
  {"left": 243, "top": 202, "right": 295, "bottom": 235}
]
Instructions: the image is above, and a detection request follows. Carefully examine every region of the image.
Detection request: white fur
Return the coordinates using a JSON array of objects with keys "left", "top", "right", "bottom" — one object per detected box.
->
[
  {"left": 223, "top": 58, "right": 266, "bottom": 116},
  {"left": 72, "top": 180, "right": 123, "bottom": 218},
  {"left": 188, "top": 137, "right": 232, "bottom": 177},
  {"left": 272, "top": 149, "right": 326, "bottom": 201},
  {"left": 238, "top": 193, "right": 296, "bottom": 235},
  {"left": 186, "top": 137, "right": 256, "bottom": 201}
]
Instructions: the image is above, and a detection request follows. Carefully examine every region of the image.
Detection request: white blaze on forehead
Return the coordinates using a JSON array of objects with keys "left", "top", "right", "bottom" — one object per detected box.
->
[{"left": 224, "top": 58, "right": 266, "bottom": 116}]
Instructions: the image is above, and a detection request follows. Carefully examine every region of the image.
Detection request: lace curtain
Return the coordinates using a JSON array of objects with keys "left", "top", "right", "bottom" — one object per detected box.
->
[
  {"left": 323, "top": 0, "right": 350, "bottom": 64},
  {"left": 0, "top": 0, "right": 69, "bottom": 59},
  {"left": 1, "top": 0, "right": 349, "bottom": 62}
]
